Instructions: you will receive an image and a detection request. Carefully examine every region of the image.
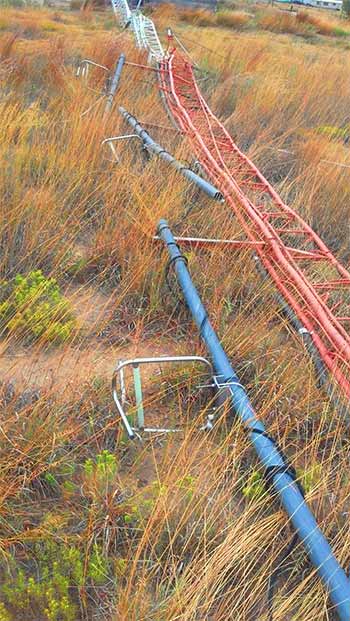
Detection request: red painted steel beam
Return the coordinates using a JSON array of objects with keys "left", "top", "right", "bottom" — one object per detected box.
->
[{"left": 158, "top": 51, "right": 350, "bottom": 399}]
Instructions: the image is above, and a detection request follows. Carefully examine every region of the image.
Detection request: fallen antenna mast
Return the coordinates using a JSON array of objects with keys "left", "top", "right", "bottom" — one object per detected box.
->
[
  {"left": 158, "top": 218, "right": 350, "bottom": 621},
  {"left": 160, "top": 50, "right": 350, "bottom": 400},
  {"left": 118, "top": 106, "right": 223, "bottom": 201}
]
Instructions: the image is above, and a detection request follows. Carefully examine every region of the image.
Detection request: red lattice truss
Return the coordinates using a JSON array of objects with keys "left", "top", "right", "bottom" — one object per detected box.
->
[{"left": 159, "top": 50, "right": 350, "bottom": 399}]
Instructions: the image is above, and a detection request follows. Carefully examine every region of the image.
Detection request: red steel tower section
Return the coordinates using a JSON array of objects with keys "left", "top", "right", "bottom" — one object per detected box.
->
[{"left": 159, "top": 51, "right": 350, "bottom": 399}]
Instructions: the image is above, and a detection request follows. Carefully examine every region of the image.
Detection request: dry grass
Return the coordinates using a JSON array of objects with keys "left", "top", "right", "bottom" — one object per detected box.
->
[
  {"left": 296, "top": 9, "right": 349, "bottom": 36},
  {"left": 178, "top": 6, "right": 250, "bottom": 29},
  {"left": 179, "top": 7, "right": 217, "bottom": 27},
  {"left": 0, "top": 5, "right": 349, "bottom": 621},
  {"left": 257, "top": 6, "right": 350, "bottom": 38},
  {"left": 216, "top": 9, "right": 251, "bottom": 29},
  {"left": 158, "top": 3, "right": 350, "bottom": 38},
  {"left": 258, "top": 9, "right": 314, "bottom": 36}
]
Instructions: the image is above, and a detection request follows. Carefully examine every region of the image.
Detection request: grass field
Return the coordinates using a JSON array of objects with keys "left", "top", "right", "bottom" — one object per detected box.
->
[{"left": 0, "top": 2, "right": 350, "bottom": 620}]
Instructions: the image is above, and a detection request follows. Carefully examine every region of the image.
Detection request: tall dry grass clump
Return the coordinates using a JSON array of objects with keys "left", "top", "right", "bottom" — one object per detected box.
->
[
  {"left": 179, "top": 7, "right": 217, "bottom": 27},
  {"left": 178, "top": 6, "right": 250, "bottom": 29},
  {"left": 258, "top": 9, "right": 313, "bottom": 36},
  {"left": 216, "top": 9, "right": 250, "bottom": 29},
  {"left": 257, "top": 7, "right": 349, "bottom": 37},
  {"left": 296, "top": 9, "right": 349, "bottom": 36}
]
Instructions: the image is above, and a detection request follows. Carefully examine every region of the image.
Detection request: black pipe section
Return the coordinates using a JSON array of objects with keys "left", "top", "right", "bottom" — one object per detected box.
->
[
  {"left": 157, "top": 218, "right": 350, "bottom": 621},
  {"left": 105, "top": 54, "right": 126, "bottom": 113},
  {"left": 118, "top": 106, "right": 224, "bottom": 201}
]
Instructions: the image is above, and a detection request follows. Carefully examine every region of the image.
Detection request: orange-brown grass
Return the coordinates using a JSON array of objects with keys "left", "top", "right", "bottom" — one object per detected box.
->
[
  {"left": 177, "top": 6, "right": 251, "bottom": 30},
  {"left": 216, "top": 9, "right": 251, "bottom": 29},
  {"left": 258, "top": 9, "right": 313, "bottom": 36},
  {"left": 296, "top": 9, "right": 349, "bottom": 36},
  {"left": 0, "top": 6, "right": 349, "bottom": 621},
  {"left": 257, "top": 6, "right": 349, "bottom": 38},
  {"left": 179, "top": 7, "right": 217, "bottom": 27}
]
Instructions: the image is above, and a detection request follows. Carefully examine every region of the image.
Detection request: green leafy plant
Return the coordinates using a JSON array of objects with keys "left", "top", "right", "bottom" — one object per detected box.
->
[
  {"left": 242, "top": 469, "right": 266, "bottom": 500},
  {"left": 123, "top": 497, "right": 154, "bottom": 526},
  {"left": 43, "top": 472, "right": 59, "bottom": 488},
  {"left": 316, "top": 124, "right": 350, "bottom": 142},
  {"left": 84, "top": 449, "right": 118, "bottom": 481},
  {"left": 0, "top": 540, "right": 111, "bottom": 621},
  {"left": 0, "top": 270, "right": 75, "bottom": 343},
  {"left": 0, "top": 602, "right": 12, "bottom": 621},
  {"left": 1, "top": 546, "right": 78, "bottom": 621},
  {"left": 176, "top": 474, "right": 196, "bottom": 500},
  {"left": 87, "top": 543, "right": 110, "bottom": 585},
  {"left": 298, "top": 463, "right": 322, "bottom": 494},
  {"left": 83, "top": 450, "right": 118, "bottom": 498}
]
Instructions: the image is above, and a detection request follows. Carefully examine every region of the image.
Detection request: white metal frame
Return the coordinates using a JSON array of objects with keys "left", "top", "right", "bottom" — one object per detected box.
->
[
  {"left": 112, "top": 355, "right": 215, "bottom": 440},
  {"left": 102, "top": 134, "right": 143, "bottom": 162},
  {"left": 133, "top": 12, "right": 164, "bottom": 62},
  {"left": 110, "top": 0, "right": 132, "bottom": 26},
  {"left": 76, "top": 59, "right": 109, "bottom": 79},
  {"left": 110, "top": 0, "right": 165, "bottom": 62}
]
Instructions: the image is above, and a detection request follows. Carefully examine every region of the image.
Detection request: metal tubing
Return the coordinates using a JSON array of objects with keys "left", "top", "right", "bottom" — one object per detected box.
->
[
  {"left": 105, "top": 54, "right": 126, "bottom": 114},
  {"left": 157, "top": 219, "right": 350, "bottom": 621},
  {"left": 76, "top": 59, "right": 109, "bottom": 78},
  {"left": 133, "top": 364, "right": 145, "bottom": 429},
  {"left": 112, "top": 355, "right": 213, "bottom": 438},
  {"left": 118, "top": 106, "right": 224, "bottom": 201},
  {"left": 102, "top": 134, "right": 143, "bottom": 163},
  {"left": 153, "top": 235, "right": 265, "bottom": 249}
]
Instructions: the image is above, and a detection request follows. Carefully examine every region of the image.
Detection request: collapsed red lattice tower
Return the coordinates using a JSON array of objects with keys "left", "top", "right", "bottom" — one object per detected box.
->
[{"left": 159, "top": 50, "right": 350, "bottom": 399}]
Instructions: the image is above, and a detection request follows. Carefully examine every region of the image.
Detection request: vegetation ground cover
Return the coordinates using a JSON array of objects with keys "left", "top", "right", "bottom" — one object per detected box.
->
[{"left": 0, "top": 2, "right": 350, "bottom": 619}]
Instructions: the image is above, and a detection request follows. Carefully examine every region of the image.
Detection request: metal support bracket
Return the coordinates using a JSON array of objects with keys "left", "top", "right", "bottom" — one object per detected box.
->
[
  {"left": 76, "top": 59, "right": 109, "bottom": 80},
  {"left": 112, "top": 355, "right": 215, "bottom": 440},
  {"left": 101, "top": 134, "right": 144, "bottom": 162}
]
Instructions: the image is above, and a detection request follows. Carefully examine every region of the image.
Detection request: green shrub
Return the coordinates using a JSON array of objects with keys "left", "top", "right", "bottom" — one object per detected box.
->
[
  {"left": 40, "top": 21, "right": 62, "bottom": 32},
  {"left": 315, "top": 124, "right": 350, "bottom": 141},
  {"left": 242, "top": 469, "right": 266, "bottom": 500},
  {"left": 333, "top": 27, "right": 348, "bottom": 36},
  {"left": 0, "top": 540, "right": 111, "bottom": 621},
  {"left": 176, "top": 474, "right": 196, "bottom": 500},
  {"left": 87, "top": 543, "right": 110, "bottom": 584},
  {"left": 84, "top": 449, "right": 118, "bottom": 481},
  {"left": 0, "top": 602, "right": 12, "bottom": 621},
  {"left": 298, "top": 463, "right": 322, "bottom": 494},
  {"left": 0, "top": 270, "right": 75, "bottom": 343},
  {"left": 83, "top": 449, "right": 119, "bottom": 498},
  {"left": 1, "top": 547, "right": 78, "bottom": 621},
  {"left": 317, "top": 125, "right": 344, "bottom": 139}
]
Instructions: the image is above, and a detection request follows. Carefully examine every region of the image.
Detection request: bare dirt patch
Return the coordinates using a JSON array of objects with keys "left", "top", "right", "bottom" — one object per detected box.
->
[{"left": 0, "top": 282, "right": 185, "bottom": 394}]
